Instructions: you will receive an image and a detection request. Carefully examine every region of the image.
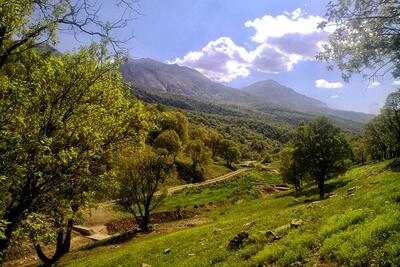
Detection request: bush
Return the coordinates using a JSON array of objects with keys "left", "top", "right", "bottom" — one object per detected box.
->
[
  {"left": 262, "top": 153, "right": 272, "bottom": 163},
  {"left": 175, "top": 160, "right": 205, "bottom": 183}
]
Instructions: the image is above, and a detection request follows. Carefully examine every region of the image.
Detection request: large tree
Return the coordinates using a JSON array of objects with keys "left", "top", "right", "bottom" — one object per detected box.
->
[
  {"left": 294, "top": 117, "right": 351, "bottom": 197},
  {"left": 0, "top": 47, "right": 152, "bottom": 262},
  {"left": 0, "top": 0, "right": 138, "bottom": 69},
  {"left": 318, "top": 0, "right": 400, "bottom": 81}
]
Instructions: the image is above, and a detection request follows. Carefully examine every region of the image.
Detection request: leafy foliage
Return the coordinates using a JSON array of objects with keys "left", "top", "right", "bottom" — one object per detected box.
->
[{"left": 318, "top": 0, "right": 400, "bottom": 80}]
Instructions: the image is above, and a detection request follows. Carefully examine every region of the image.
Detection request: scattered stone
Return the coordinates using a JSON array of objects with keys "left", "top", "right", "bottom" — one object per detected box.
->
[
  {"left": 347, "top": 186, "right": 361, "bottom": 195},
  {"left": 329, "top": 193, "right": 338, "bottom": 198},
  {"left": 227, "top": 231, "right": 249, "bottom": 251},
  {"left": 265, "top": 230, "right": 281, "bottom": 241},
  {"left": 142, "top": 263, "right": 151, "bottom": 267},
  {"left": 73, "top": 225, "right": 95, "bottom": 236},
  {"left": 290, "top": 219, "right": 303, "bottom": 229},
  {"left": 291, "top": 261, "right": 303, "bottom": 266},
  {"left": 243, "top": 222, "right": 253, "bottom": 228},
  {"left": 111, "top": 245, "right": 120, "bottom": 249},
  {"left": 188, "top": 253, "right": 196, "bottom": 256},
  {"left": 164, "top": 248, "right": 171, "bottom": 254}
]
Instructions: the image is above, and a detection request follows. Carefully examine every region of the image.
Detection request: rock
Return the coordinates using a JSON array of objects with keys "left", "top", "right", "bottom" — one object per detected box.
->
[
  {"left": 290, "top": 219, "right": 303, "bottom": 228},
  {"left": 243, "top": 222, "right": 253, "bottom": 228},
  {"left": 188, "top": 253, "right": 196, "bottom": 256},
  {"left": 227, "top": 231, "right": 249, "bottom": 251},
  {"left": 328, "top": 193, "right": 338, "bottom": 198},
  {"left": 293, "top": 198, "right": 300, "bottom": 203},
  {"left": 164, "top": 248, "right": 171, "bottom": 254},
  {"left": 73, "top": 225, "right": 95, "bottom": 236},
  {"left": 142, "top": 263, "right": 151, "bottom": 267},
  {"left": 265, "top": 230, "right": 281, "bottom": 241}
]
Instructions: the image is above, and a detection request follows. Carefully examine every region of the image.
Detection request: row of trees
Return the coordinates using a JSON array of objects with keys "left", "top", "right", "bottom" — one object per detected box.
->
[
  {"left": 114, "top": 110, "right": 242, "bottom": 231},
  {"left": 362, "top": 90, "right": 400, "bottom": 161},
  {"left": 279, "top": 89, "right": 400, "bottom": 197}
]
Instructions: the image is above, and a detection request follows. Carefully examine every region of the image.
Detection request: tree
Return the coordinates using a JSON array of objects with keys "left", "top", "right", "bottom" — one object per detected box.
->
[
  {"left": 191, "top": 127, "right": 223, "bottom": 158},
  {"left": 154, "top": 130, "right": 182, "bottom": 162},
  {"left": 278, "top": 146, "right": 306, "bottom": 191},
  {"left": 160, "top": 111, "right": 189, "bottom": 143},
  {"left": 116, "top": 148, "right": 172, "bottom": 231},
  {"left": 0, "top": 0, "right": 139, "bottom": 70},
  {"left": 363, "top": 90, "right": 400, "bottom": 161},
  {"left": 294, "top": 117, "right": 351, "bottom": 197},
  {"left": 218, "top": 139, "right": 241, "bottom": 169},
  {"left": 318, "top": 0, "right": 400, "bottom": 81},
  {"left": 353, "top": 137, "right": 369, "bottom": 165},
  {"left": 0, "top": 47, "right": 152, "bottom": 262},
  {"left": 184, "top": 140, "right": 212, "bottom": 182}
]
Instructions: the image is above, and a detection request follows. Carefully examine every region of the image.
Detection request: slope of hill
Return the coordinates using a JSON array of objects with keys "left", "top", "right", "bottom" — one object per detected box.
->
[
  {"left": 242, "top": 79, "right": 328, "bottom": 112},
  {"left": 121, "top": 58, "right": 373, "bottom": 125},
  {"left": 61, "top": 160, "right": 400, "bottom": 267},
  {"left": 120, "top": 58, "right": 257, "bottom": 104}
]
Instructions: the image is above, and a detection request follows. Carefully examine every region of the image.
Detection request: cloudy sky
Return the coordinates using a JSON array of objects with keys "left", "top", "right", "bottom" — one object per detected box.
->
[{"left": 59, "top": 0, "right": 400, "bottom": 114}]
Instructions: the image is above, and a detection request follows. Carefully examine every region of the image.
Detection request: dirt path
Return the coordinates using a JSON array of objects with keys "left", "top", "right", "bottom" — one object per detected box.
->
[
  {"left": 5, "top": 167, "right": 251, "bottom": 267},
  {"left": 166, "top": 167, "right": 249, "bottom": 194}
]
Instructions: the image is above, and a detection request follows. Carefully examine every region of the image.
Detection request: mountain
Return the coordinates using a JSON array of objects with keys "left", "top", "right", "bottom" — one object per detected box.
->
[
  {"left": 242, "top": 80, "right": 328, "bottom": 112},
  {"left": 119, "top": 58, "right": 257, "bottom": 104},
  {"left": 120, "top": 58, "right": 373, "bottom": 126}
]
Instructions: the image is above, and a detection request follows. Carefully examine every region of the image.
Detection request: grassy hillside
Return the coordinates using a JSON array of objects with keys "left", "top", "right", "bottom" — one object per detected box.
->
[{"left": 61, "top": 160, "right": 400, "bottom": 267}]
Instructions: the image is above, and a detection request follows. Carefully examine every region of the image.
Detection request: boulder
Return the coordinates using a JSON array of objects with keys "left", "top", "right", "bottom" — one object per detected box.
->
[
  {"left": 164, "top": 248, "right": 171, "bottom": 254},
  {"left": 265, "top": 230, "right": 281, "bottom": 241},
  {"left": 227, "top": 231, "right": 249, "bottom": 251},
  {"left": 290, "top": 219, "right": 303, "bottom": 229}
]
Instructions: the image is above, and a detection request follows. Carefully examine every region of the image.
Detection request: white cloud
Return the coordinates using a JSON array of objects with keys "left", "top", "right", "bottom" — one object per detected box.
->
[
  {"left": 315, "top": 79, "right": 344, "bottom": 89},
  {"left": 170, "top": 37, "right": 251, "bottom": 82},
  {"left": 368, "top": 82, "right": 381, "bottom": 88},
  {"left": 331, "top": 95, "right": 339, "bottom": 99},
  {"left": 249, "top": 44, "right": 300, "bottom": 73},
  {"left": 244, "top": 9, "right": 332, "bottom": 43},
  {"left": 171, "top": 9, "right": 336, "bottom": 82},
  {"left": 393, "top": 80, "right": 400, "bottom": 85}
]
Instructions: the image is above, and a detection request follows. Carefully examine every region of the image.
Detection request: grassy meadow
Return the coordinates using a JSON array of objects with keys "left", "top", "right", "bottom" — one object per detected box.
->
[{"left": 61, "top": 160, "right": 400, "bottom": 267}]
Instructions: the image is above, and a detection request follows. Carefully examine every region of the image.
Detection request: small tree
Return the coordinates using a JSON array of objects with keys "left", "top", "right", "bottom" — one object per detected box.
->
[
  {"left": 116, "top": 148, "right": 172, "bottom": 231},
  {"left": 191, "top": 127, "right": 223, "bottom": 157},
  {"left": 218, "top": 139, "right": 241, "bottom": 169},
  {"left": 279, "top": 146, "right": 305, "bottom": 191},
  {"left": 154, "top": 130, "right": 181, "bottom": 162},
  {"left": 184, "top": 140, "right": 212, "bottom": 182},
  {"left": 160, "top": 111, "right": 189, "bottom": 143}
]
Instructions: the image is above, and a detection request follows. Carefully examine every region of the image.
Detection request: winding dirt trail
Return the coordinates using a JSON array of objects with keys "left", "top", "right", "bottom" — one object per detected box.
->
[{"left": 166, "top": 167, "right": 249, "bottom": 194}]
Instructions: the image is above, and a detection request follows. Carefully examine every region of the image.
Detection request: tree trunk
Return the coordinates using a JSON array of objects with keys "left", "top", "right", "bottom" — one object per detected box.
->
[{"left": 318, "top": 176, "right": 325, "bottom": 198}]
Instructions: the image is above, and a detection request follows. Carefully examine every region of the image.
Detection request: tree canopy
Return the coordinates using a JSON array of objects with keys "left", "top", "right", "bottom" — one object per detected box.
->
[{"left": 318, "top": 0, "right": 400, "bottom": 81}]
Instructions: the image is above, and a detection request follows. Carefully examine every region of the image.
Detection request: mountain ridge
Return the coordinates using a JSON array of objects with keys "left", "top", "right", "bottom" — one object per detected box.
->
[{"left": 120, "top": 58, "right": 373, "bottom": 124}]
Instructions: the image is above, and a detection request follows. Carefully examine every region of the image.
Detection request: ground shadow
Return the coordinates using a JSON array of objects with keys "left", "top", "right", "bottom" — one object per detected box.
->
[
  {"left": 79, "top": 229, "right": 141, "bottom": 251},
  {"left": 387, "top": 158, "right": 400, "bottom": 172},
  {"left": 275, "top": 179, "right": 351, "bottom": 200}
]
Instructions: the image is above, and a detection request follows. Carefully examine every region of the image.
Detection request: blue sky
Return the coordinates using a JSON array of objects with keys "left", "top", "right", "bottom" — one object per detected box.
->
[{"left": 58, "top": 0, "right": 400, "bottom": 114}]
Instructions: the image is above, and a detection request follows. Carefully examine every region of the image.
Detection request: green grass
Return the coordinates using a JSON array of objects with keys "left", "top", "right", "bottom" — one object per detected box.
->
[
  {"left": 62, "top": 160, "right": 400, "bottom": 267},
  {"left": 158, "top": 169, "right": 282, "bottom": 211}
]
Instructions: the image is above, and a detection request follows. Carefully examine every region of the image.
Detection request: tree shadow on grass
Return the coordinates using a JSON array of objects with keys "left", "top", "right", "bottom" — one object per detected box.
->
[
  {"left": 274, "top": 179, "right": 351, "bottom": 201},
  {"left": 387, "top": 158, "right": 400, "bottom": 172},
  {"left": 79, "top": 229, "right": 141, "bottom": 251}
]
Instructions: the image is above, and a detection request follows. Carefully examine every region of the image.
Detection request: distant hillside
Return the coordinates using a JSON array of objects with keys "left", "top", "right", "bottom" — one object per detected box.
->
[
  {"left": 120, "top": 58, "right": 257, "bottom": 104},
  {"left": 121, "top": 58, "right": 373, "bottom": 126},
  {"left": 243, "top": 80, "right": 373, "bottom": 123},
  {"left": 242, "top": 80, "right": 328, "bottom": 112}
]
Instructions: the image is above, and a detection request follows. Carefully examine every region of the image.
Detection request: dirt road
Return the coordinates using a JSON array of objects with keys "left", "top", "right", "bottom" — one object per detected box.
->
[{"left": 166, "top": 168, "right": 249, "bottom": 194}]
